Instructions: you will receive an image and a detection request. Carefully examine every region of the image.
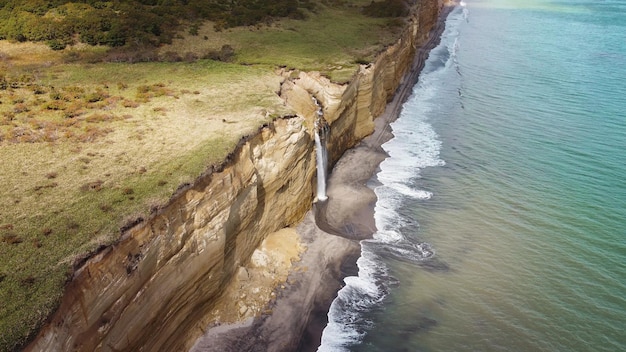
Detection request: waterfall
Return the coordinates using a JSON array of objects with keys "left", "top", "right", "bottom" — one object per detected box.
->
[{"left": 313, "top": 97, "right": 329, "bottom": 202}]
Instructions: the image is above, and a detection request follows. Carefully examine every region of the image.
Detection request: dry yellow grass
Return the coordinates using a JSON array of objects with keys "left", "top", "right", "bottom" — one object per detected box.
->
[
  {"left": 0, "top": 46, "right": 292, "bottom": 350},
  {"left": 0, "top": 41, "right": 64, "bottom": 66},
  {"left": 0, "top": 2, "right": 404, "bottom": 348},
  {"left": 1, "top": 55, "right": 291, "bottom": 253}
]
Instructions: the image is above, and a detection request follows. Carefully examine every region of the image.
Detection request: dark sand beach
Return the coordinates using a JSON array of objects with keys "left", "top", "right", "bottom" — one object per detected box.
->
[{"left": 190, "top": 4, "right": 457, "bottom": 351}]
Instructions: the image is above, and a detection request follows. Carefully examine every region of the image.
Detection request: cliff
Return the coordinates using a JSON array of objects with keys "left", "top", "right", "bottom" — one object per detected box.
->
[{"left": 25, "top": 1, "right": 447, "bottom": 350}]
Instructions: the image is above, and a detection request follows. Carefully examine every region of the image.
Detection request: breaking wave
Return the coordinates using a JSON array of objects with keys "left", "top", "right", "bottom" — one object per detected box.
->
[{"left": 317, "top": 6, "right": 465, "bottom": 351}]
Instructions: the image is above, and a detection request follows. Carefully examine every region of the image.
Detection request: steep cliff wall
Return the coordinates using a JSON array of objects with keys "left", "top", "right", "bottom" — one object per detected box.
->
[{"left": 25, "top": 1, "right": 446, "bottom": 350}]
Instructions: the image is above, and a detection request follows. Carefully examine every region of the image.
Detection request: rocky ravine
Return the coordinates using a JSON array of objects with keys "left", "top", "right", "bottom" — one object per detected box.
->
[{"left": 25, "top": 1, "right": 447, "bottom": 351}]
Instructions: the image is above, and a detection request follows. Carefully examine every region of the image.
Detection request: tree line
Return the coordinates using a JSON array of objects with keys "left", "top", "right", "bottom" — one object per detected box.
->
[{"left": 0, "top": 0, "right": 313, "bottom": 50}]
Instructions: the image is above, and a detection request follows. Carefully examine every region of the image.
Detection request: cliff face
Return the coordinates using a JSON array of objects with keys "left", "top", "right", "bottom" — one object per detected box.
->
[{"left": 26, "top": 1, "right": 445, "bottom": 350}]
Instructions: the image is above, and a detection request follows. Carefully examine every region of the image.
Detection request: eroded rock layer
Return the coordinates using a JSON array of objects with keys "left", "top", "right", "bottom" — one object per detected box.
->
[{"left": 26, "top": 1, "right": 446, "bottom": 350}]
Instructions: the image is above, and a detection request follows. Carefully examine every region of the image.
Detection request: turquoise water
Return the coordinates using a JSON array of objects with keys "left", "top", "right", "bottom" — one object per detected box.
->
[{"left": 319, "top": 1, "right": 626, "bottom": 351}]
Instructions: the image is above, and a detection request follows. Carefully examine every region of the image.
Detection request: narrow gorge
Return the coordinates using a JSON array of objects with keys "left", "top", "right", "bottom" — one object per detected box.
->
[{"left": 24, "top": 1, "right": 450, "bottom": 350}]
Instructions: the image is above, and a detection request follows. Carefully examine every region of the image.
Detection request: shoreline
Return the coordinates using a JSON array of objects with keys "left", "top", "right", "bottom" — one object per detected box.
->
[{"left": 190, "top": 3, "right": 458, "bottom": 351}]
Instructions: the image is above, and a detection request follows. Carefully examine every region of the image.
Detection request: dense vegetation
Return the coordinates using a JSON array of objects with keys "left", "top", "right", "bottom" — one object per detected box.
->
[
  {"left": 0, "top": 0, "right": 314, "bottom": 50},
  {"left": 364, "top": 0, "right": 413, "bottom": 17}
]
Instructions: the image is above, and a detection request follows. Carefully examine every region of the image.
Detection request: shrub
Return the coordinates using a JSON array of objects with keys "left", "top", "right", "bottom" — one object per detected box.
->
[
  {"left": 363, "top": 0, "right": 410, "bottom": 18},
  {"left": 64, "top": 102, "right": 86, "bottom": 118},
  {"left": 204, "top": 44, "right": 235, "bottom": 62},
  {"left": 162, "top": 51, "right": 182, "bottom": 62},
  {"left": 47, "top": 39, "right": 67, "bottom": 51},
  {"left": 13, "top": 103, "right": 30, "bottom": 113},
  {"left": 31, "top": 85, "right": 47, "bottom": 95},
  {"left": 188, "top": 23, "right": 200, "bottom": 36},
  {"left": 49, "top": 90, "right": 63, "bottom": 100},
  {"left": 85, "top": 90, "right": 109, "bottom": 103},
  {"left": 63, "top": 86, "right": 86, "bottom": 100},
  {"left": 0, "top": 75, "right": 8, "bottom": 90},
  {"left": 2, "top": 111, "right": 16, "bottom": 122},
  {"left": 11, "top": 96, "right": 25, "bottom": 104},
  {"left": 44, "top": 100, "right": 66, "bottom": 110},
  {"left": 2, "top": 233, "right": 23, "bottom": 245},
  {"left": 80, "top": 180, "right": 104, "bottom": 192},
  {"left": 122, "top": 99, "right": 139, "bottom": 108}
]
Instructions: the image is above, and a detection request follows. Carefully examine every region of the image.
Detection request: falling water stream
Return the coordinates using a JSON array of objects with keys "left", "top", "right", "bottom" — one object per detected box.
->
[
  {"left": 318, "top": 1, "right": 626, "bottom": 351},
  {"left": 313, "top": 97, "right": 329, "bottom": 202}
]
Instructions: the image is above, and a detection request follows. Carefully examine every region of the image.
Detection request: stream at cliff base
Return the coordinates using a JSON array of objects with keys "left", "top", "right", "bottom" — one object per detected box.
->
[{"left": 317, "top": 1, "right": 626, "bottom": 351}]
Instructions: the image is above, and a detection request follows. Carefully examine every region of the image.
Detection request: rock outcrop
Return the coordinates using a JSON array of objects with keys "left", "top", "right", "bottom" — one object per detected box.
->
[{"left": 25, "top": 1, "right": 448, "bottom": 350}]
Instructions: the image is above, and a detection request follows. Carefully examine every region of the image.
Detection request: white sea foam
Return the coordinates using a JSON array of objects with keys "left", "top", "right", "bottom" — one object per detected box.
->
[
  {"left": 318, "top": 251, "right": 387, "bottom": 352},
  {"left": 373, "top": 229, "right": 404, "bottom": 243},
  {"left": 317, "top": 7, "right": 465, "bottom": 351},
  {"left": 379, "top": 183, "right": 433, "bottom": 200}
]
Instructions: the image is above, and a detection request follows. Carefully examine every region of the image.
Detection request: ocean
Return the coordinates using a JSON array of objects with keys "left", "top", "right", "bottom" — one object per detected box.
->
[{"left": 318, "top": 1, "right": 626, "bottom": 351}]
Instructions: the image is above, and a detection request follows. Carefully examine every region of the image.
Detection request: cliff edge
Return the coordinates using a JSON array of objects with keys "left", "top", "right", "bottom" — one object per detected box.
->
[{"left": 24, "top": 1, "right": 451, "bottom": 350}]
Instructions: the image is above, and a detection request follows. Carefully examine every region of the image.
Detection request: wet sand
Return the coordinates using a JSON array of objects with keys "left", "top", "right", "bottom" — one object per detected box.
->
[{"left": 190, "top": 4, "right": 457, "bottom": 351}]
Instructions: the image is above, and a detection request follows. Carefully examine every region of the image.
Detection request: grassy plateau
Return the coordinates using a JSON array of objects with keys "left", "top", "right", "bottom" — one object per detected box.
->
[{"left": 0, "top": 0, "right": 407, "bottom": 349}]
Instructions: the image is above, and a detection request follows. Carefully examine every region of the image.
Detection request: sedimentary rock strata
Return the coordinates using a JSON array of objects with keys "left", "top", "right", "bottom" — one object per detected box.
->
[{"left": 25, "top": 1, "right": 448, "bottom": 350}]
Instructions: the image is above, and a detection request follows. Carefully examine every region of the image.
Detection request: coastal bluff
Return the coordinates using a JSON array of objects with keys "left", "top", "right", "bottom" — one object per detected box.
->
[{"left": 24, "top": 1, "right": 447, "bottom": 350}]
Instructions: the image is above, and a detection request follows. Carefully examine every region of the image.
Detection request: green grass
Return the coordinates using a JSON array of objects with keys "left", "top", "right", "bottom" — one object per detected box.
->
[
  {"left": 0, "top": 1, "right": 408, "bottom": 349},
  {"left": 231, "top": 13, "right": 398, "bottom": 70},
  {"left": 161, "top": 1, "right": 404, "bottom": 82},
  {"left": 0, "top": 60, "right": 288, "bottom": 350}
]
